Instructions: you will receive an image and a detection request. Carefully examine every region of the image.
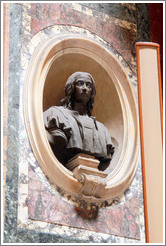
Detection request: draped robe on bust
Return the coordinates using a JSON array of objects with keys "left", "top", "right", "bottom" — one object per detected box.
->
[{"left": 43, "top": 106, "right": 114, "bottom": 164}]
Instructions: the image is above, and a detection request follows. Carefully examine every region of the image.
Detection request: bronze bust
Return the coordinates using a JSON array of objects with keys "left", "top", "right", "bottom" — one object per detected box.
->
[{"left": 43, "top": 72, "right": 115, "bottom": 167}]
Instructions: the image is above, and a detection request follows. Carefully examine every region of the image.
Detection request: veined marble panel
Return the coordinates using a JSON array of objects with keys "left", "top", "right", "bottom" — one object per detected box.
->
[{"left": 4, "top": 3, "right": 147, "bottom": 243}]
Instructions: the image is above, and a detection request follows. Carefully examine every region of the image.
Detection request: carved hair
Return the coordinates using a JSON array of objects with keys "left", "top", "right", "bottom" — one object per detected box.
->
[{"left": 61, "top": 72, "right": 96, "bottom": 116}]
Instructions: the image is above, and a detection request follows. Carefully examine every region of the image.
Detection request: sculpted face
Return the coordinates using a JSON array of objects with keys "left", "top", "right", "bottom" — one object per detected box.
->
[{"left": 74, "top": 74, "right": 93, "bottom": 104}]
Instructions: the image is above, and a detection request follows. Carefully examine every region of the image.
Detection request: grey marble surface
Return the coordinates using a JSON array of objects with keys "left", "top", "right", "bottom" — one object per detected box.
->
[
  {"left": 3, "top": 2, "right": 149, "bottom": 243},
  {"left": 4, "top": 3, "right": 22, "bottom": 243},
  {"left": 81, "top": 3, "right": 151, "bottom": 42},
  {"left": 81, "top": 3, "right": 137, "bottom": 24},
  {"left": 136, "top": 3, "right": 150, "bottom": 42}
]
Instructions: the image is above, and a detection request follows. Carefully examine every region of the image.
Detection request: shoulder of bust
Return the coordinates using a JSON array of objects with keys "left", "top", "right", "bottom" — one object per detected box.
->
[
  {"left": 95, "top": 119, "right": 103, "bottom": 127},
  {"left": 48, "top": 105, "right": 67, "bottom": 112},
  {"left": 96, "top": 120, "right": 109, "bottom": 131},
  {"left": 44, "top": 106, "right": 68, "bottom": 116}
]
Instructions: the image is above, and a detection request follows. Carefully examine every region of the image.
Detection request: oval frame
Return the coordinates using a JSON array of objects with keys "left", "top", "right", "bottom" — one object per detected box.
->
[{"left": 23, "top": 35, "right": 139, "bottom": 203}]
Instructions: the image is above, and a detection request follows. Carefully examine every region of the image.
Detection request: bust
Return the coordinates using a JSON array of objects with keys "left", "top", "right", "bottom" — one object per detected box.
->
[{"left": 43, "top": 72, "right": 115, "bottom": 168}]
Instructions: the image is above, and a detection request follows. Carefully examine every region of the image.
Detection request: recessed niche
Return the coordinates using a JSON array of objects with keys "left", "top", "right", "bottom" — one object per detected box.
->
[
  {"left": 43, "top": 53, "right": 123, "bottom": 174},
  {"left": 23, "top": 35, "right": 139, "bottom": 203}
]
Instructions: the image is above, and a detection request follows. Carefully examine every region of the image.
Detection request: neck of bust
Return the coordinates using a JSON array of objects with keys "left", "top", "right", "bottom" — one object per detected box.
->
[{"left": 73, "top": 102, "right": 88, "bottom": 116}]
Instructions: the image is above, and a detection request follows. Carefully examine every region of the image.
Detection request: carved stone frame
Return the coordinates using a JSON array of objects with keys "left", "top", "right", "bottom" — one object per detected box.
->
[{"left": 23, "top": 36, "right": 139, "bottom": 203}]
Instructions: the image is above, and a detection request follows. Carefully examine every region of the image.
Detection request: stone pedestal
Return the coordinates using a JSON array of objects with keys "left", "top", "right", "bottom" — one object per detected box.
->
[
  {"left": 66, "top": 154, "right": 108, "bottom": 198},
  {"left": 66, "top": 153, "right": 100, "bottom": 171}
]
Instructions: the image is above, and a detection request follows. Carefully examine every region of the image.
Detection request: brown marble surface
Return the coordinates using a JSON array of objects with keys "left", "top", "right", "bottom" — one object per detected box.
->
[
  {"left": 28, "top": 166, "right": 140, "bottom": 239},
  {"left": 31, "top": 3, "right": 136, "bottom": 63}
]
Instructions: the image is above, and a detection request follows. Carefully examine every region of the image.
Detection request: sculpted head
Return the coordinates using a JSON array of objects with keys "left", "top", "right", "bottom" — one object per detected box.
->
[{"left": 61, "top": 72, "right": 96, "bottom": 116}]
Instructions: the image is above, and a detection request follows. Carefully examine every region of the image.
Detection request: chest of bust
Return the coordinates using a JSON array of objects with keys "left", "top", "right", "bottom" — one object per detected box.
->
[{"left": 79, "top": 115, "right": 95, "bottom": 151}]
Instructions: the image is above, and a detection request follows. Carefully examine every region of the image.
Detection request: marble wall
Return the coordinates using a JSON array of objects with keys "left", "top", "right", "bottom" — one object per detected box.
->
[{"left": 3, "top": 3, "right": 151, "bottom": 243}]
